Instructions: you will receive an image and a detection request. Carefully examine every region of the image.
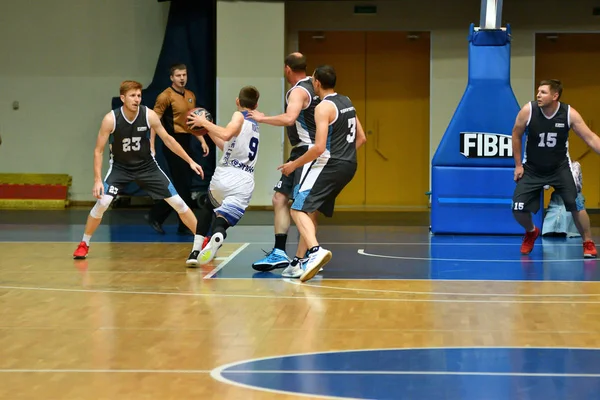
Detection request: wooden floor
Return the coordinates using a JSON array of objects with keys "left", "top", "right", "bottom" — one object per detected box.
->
[{"left": 2, "top": 239, "right": 600, "bottom": 399}]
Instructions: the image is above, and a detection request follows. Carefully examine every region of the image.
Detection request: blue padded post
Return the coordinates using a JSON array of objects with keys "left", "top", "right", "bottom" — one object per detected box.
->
[{"left": 431, "top": 24, "right": 543, "bottom": 235}]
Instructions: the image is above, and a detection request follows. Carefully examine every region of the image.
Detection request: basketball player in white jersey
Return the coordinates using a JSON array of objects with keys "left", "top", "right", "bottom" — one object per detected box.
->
[{"left": 184, "top": 86, "right": 260, "bottom": 266}]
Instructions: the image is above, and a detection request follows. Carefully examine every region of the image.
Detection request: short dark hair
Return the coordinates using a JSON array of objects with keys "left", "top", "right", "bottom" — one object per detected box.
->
[
  {"left": 284, "top": 53, "right": 306, "bottom": 72},
  {"left": 313, "top": 65, "right": 336, "bottom": 89},
  {"left": 170, "top": 63, "right": 187, "bottom": 75},
  {"left": 539, "top": 79, "right": 562, "bottom": 100},
  {"left": 238, "top": 86, "right": 260, "bottom": 109}
]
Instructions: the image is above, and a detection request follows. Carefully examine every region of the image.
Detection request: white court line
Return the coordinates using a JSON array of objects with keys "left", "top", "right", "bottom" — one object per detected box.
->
[
  {"left": 1, "top": 240, "right": 591, "bottom": 247},
  {"left": 5, "top": 284, "right": 600, "bottom": 304},
  {"left": 358, "top": 248, "right": 595, "bottom": 263},
  {"left": 283, "top": 279, "right": 600, "bottom": 298},
  {"left": 4, "top": 368, "right": 595, "bottom": 378},
  {"left": 210, "top": 346, "right": 600, "bottom": 400},
  {"left": 220, "top": 369, "right": 600, "bottom": 378},
  {"left": 203, "top": 243, "right": 249, "bottom": 279},
  {"left": 210, "top": 277, "right": 600, "bottom": 283},
  {"left": 0, "top": 369, "right": 211, "bottom": 373}
]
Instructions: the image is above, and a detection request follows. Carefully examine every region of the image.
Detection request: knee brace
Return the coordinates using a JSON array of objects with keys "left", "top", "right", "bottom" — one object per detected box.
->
[
  {"left": 165, "top": 195, "right": 189, "bottom": 214},
  {"left": 90, "top": 195, "right": 114, "bottom": 219}
]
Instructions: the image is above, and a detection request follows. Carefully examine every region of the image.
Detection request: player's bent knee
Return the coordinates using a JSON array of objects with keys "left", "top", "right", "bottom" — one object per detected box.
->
[
  {"left": 89, "top": 195, "right": 114, "bottom": 219},
  {"left": 165, "top": 195, "right": 189, "bottom": 214},
  {"left": 272, "top": 191, "right": 289, "bottom": 207}
]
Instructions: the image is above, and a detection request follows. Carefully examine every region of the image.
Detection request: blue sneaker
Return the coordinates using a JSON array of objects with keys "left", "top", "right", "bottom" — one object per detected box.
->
[{"left": 252, "top": 248, "right": 290, "bottom": 272}]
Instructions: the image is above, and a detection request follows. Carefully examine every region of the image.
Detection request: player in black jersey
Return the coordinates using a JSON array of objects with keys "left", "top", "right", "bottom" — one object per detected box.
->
[
  {"left": 72, "top": 81, "right": 204, "bottom": 259},
  {"left": 278, "top": 65, "right": 367, "bottom": 282},
  {"left": 512, "top": 79, "right": 600, "bottom": 257},
  {"left": 248, "top": 52, "right": 321, "bottom": 273}
]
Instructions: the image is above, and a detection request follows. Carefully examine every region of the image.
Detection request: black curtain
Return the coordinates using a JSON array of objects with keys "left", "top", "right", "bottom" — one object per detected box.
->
[{"left": 112, "top": 0, "right": 217, "bottom": 196}]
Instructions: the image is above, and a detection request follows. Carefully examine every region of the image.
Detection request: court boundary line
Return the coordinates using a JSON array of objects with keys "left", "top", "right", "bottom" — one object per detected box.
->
[
  {"left": 0, "top": 240, "right": 592, "bottom": 247},
  {"left": 203, "top": 242, "right": 249, "bottom": 279},
  {"left": 357, "top": 248, "right": 596, "bottom": 263},
  {"left": 283, "top": 279, "right": 600, "bottom": 298},
  {"left": 0, "top": 369, "right": 212, "bottom": 373},
  {"left": 5, "top": 284, "right": 600, "bottom": 304}
]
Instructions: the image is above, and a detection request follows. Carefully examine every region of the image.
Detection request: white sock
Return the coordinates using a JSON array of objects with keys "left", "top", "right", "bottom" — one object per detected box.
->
[
  {"left": 192, "top": 234, "right": 205, "bottom": 251},
  {"left": 528, "top": 226, "right": 536, "bottom": 233},
  {"left": 82, "top": 234, "right": 91, "bottom": 246}
]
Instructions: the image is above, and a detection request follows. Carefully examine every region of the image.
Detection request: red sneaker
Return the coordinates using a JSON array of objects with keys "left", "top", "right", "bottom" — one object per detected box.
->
[
  {"left": 73, "top": 241, "right": 89, "bottom": 259},
  {"left": 583, "top": 240, "right": 597, "bottom": 258},
  {"left": 202, "top": 236, "right": 210, "bottom": 249},
  {"left": 520, "top": 227, "right": 540, "bottom": 255}
]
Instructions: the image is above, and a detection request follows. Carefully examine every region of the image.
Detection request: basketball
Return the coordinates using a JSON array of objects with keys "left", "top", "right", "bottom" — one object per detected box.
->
[{"left": 187, "top": 107, "right": 213, "bottom": 136}]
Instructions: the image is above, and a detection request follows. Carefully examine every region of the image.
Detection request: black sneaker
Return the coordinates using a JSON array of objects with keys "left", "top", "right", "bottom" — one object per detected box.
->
[{"left": 186, "top": 250, "right": 200, "bottom": 267}]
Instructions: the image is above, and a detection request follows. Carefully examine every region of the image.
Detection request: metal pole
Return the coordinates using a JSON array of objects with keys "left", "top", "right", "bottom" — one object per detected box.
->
[{"left": 480, "top": 0, "right": 504, "bottom": 29}]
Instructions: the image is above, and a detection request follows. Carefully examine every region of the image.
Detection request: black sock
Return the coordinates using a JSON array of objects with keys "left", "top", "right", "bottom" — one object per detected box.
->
[
  {"left": 211, "top": 216, "right": 230, "bottom": 239},
  {"left": 196, "top": 204, "right": 214, "bottom": 236},
  {"left": 308, "top": 246, "right": 320, "bottom": 254},
  {"left": 290, "top": 256, "right": 300, "bottom": 267},
  {"left": 274, "top": 234, "right": 287, "bottom": 251}
]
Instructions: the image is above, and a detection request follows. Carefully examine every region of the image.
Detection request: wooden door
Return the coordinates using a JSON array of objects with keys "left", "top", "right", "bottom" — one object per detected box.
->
[
  {"left": 299, "top": 31, "right": 431, "bottom": 208},
  {"left": 535, "top": 33, "right": 600, "bottom": 207},
  {"left": 365, "top": 31, "right": 430, "bottom": 207},
  {"left": 299, "top": 31, "right": 367, "bottom": 206}
]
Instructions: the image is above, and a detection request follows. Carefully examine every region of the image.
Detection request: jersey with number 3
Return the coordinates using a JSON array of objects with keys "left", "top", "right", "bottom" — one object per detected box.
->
[
  {"left": 217, "top": 111, "right": 259, "bottom": 175},
  {"left": 109, "top": 105, "right": 153, "bottom": 168},
  {"left": 320, "top": 93, "right": 358, "bottom": 163},
  {"left": 524, "top": 101, "right": 571, "bottom": 173}
]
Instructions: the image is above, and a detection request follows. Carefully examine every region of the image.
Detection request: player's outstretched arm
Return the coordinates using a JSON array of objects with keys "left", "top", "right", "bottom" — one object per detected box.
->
[
  {"left": 247, "top": 88, "right": 307, "bottom": 126},
  {"left": 278, "top": 101, "right": 334, "bottom": 176},
  {"left": 187, "top": 111, "right": 244, "bottom": 151},
  {"left": 148, "top": 109, "right": 204, "bottom": 178}
]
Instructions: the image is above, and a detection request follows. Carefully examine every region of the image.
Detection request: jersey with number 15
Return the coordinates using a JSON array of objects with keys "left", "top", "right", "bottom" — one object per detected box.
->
[
  {"left": 524, "top": 101, "right": 571, "bottom": 173},
  {"left": 320, "top": 93, "right": 358, "bottom": 163},
  {"left": 218, "top": 111, "right": 260, "bottom": 175},
  {"left": 109, "top": 105, "right": 153, "bottom": 168}
]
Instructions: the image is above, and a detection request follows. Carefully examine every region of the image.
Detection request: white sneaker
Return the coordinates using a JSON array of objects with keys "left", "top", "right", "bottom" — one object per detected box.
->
[
  {"left": 281, "top": 258, "right": 307, "bottom": 279},
  {"left": 198, "top": 232, "right": 224, "bottom": 265},
  {"left": 300, "top": 247, "right": 332, "bottom": 282}
]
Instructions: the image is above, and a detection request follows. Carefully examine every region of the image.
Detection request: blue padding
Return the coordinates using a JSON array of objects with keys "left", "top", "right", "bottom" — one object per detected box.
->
[
  {"left": 431, "top": 166, "right": 543, "bottom": 235},
  {"left": 430, "top": 24, "right": 540, "bottom": 235},
  {"left": 432, "top": 25, "right": 522, "bottom": 168},
  {"left": 469, "top": 25, "right": 511, "bottom": 46}
]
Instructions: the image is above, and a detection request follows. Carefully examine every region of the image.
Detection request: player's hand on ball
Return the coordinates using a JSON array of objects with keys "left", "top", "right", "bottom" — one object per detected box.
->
[
  {"left": 278, "top": 161, "right": 295, "bottom": 177},
  {"left": 189, "top": 161, "right": 205, "bottom": 179},
  {"left": 187, "top": 112, "right": 206, "bottom": 129},
  {"left": 514, "top": 165, "right": 524, "bottom": 182}
]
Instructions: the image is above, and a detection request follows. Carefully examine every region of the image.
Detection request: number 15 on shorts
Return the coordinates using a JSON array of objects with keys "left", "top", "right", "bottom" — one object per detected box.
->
[{"left": 513, "top": 202, "right": 524, "bottom": 210}]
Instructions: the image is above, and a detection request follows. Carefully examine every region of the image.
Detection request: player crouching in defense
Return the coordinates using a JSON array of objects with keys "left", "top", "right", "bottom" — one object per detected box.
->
[
  {"left": 73, "top": 80, "right": 203, "bottom": 259},
  {"left": 184, "top": 86, "right": 260, "bottom": 266}
]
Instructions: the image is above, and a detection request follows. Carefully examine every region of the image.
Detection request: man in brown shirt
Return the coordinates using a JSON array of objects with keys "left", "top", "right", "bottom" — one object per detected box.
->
[{"left": 146, "top": 63, "right": 209, "bottom": 235}]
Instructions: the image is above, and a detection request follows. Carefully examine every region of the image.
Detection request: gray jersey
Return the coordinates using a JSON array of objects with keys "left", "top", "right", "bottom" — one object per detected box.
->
[
  {"left": 110, "top": 105, "right": 153, "bottom": 168},
  {"left": 320, "top": 93, "right": 358, "bottom": 163},
  {"left": 285, "top": 77, "right": 319, "bottom": 146}
]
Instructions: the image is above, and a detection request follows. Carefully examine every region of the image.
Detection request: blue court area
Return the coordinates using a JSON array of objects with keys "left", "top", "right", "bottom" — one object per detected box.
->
[
  {"left": 213, "top": 347, "right": 600, "bottom": 400},
  {"left": 0, "top": 209, "right": 599, "bottom": 282}
]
